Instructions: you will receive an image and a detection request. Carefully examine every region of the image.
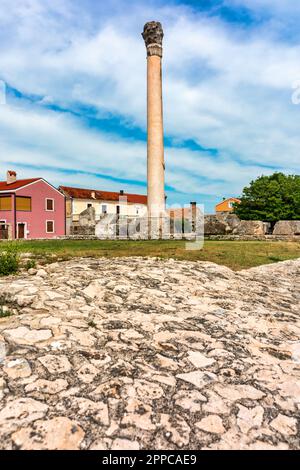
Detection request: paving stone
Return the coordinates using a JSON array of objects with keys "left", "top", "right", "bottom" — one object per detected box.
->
[
  {"left": 3, "top": 358, "right": 32, "bottom": 379},
  {"left": 12, "top": 417, "right": 84, "bottom": 450},
  {"left": 237, "top": 405, "right": 264, "bottom": 433},
  {"left": 270, "top": 414, "right": 298, "bottom": 436},
  {"left": 38, "top": 354, "right": 72, "bottom": 374},
  {"left": 176, "top": 371, "right": 217, "bottom": 389},
  {"left": 195, "top": 415, "right": 225, "bottom": 434},
  {"left": 0, "top": 256, "right": 298, "bottom": 450},
  {"left": 0, "top": 398, "right": 48, "bottom": 434},
  {"left": 3, "top": 327, "right": 52, "bottom": 345},
  {"left": 187, "top": 351, "right": 215, "bottom": 368},
  {"left": 25, "top": 378, "right": 68, "bottom": 395}
]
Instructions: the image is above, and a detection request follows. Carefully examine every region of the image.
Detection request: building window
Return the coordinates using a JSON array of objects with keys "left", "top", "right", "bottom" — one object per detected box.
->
[
  {"left": 102, "top": 205, "right": 107, "bottom": 214},
  {"left": 16, "top": 196, "right": 31, "bottom": 211},
  {"left": 46, "top": 198, "right": 54, "bottom": 211},
  {"left": 136, "top": 206, "right": 140, "bottom": 215},
  {"left": 87, "top": 203, "right": 92, "bottom": 208},
  {"left": 46, "top": 220, "right": 55, "bottom": 233},
  {"left": 0, "top": 196, "right": 12, "bottom": 211},
  {"left": 228, "top": 202, "right": 233, "bottom": 209}
]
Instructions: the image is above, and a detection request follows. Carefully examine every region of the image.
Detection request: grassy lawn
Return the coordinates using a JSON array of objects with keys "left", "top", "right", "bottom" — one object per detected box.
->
[{"left": 1, "top": 239, "right": 299, "bottom": 271}]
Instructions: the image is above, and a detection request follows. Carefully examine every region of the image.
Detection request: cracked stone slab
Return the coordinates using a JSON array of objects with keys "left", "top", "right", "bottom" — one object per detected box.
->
[
  {"left": 0, "top": 256, "right": 299, "bottom": 450},
  {"left": 3, "top": 327, "right": 52, "bottom": 345},
  {"left": 12, "top": 417, "right": 84, "bottom": 450}
]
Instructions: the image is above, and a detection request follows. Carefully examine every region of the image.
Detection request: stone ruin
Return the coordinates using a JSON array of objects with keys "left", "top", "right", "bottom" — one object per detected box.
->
[
  {"left": 204, "top": 213, "right": 300, "bottom": 238},
  {"left": 67, "top": 206, "right": 300, "bottom": 240},
  {"left": 273, "top": 220, "right": 300, "bottom": 236},
  {"left": 204, "top": 213, "right": 271, "bottom": 236},
  {"left": 68, "top": 204, "right": 203, "bottom": 240},
  {"left": 70, "top": 207, "right": 96, "bottom": 236},
  {"left": 65, "top": 198, "right": 300, "bottom": 241}
]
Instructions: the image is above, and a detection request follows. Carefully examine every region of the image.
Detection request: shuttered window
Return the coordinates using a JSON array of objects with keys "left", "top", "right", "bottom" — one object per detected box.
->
[
  {"left": 0, "top": 196, "right": 12, "bottom": 211},
  {"left": 46, "top": 199, "right": 54, "bottom": 211},
  {"left": 46, "top": 221, "right": 54, "bottom": 233},
  {"left": 16, "top": 197, "right": 31, "bottom": 211}
]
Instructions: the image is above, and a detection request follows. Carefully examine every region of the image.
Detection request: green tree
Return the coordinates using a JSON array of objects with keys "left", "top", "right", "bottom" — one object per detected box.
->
[{"left": 234, "top": 173, "right": 300, "bottom": 222}]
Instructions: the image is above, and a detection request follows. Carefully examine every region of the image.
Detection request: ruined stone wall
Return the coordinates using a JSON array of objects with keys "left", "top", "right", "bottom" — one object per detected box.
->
[{"left": 273, "top": 220, "right": 300, "bottom": 236}]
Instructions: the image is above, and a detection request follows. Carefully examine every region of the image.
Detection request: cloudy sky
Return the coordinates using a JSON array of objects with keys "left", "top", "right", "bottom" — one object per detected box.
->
[{"left": 0, "top": 0, "right": 300, "bottom": 212}]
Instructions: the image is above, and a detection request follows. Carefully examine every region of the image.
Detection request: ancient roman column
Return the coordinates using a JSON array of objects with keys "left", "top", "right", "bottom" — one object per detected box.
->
[{"left": 142, "top": 21, "right": 165, "bottom": 219}]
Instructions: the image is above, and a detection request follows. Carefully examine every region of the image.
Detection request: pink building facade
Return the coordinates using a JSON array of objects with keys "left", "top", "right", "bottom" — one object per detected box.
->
[{"left": 0, "top": 172, "right": 65, "bottom": 240}]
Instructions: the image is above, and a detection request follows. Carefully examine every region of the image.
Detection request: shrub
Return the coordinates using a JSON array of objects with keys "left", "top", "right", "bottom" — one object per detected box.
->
[
  {"left": 0, "top": 305, "right": 12, "bottom": 318},
  {"left": 25, "top": 259, "right": 36, "bottom": 270},
  {"left": 234, "top": 173, "right": 300, "bottom": 222},
  {"left": 0, "top": 243, "right": 20, "bottom": 276}
]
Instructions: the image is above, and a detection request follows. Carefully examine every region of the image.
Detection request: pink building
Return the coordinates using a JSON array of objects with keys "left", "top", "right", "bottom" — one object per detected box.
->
[{"left": 0, "top": 171, "right": 65, "bottom": 240}]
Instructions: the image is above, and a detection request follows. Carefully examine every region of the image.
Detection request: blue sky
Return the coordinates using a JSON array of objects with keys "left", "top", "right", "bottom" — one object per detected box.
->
[{"left": 0, "top": 0, "right": 300, "bottom": 213}]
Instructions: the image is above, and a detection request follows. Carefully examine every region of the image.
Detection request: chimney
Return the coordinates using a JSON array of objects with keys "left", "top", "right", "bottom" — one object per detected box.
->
[
  {"left": 190, "top": 202, "right": 197, "bottom": 233},
  {"left": 7, "top": 170, "right": 17, "bottom": 184}
]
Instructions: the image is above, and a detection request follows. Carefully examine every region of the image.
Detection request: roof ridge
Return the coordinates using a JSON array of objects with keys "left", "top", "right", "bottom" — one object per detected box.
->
[{"left": 60, "top": 185, "right": 146, "bottom": 195}]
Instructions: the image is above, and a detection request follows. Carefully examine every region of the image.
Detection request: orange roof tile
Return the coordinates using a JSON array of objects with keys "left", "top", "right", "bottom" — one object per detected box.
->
[
  {"left": 0, "top": 178, "right": 41, "bottom": 191},
  {"left": 59, "top": 186, "right": 147, "bottom": 205}
]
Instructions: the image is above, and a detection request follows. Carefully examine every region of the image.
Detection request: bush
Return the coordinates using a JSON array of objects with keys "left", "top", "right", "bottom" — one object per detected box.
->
[
  {"left": 234, "top": 173, "right": 300, "bottom": 222},
  {"left": 0, "top": 305, "right": 12, "bottom": 318},
  {"left": 0, "top": 243, "right": 20, "bottom": 276},
  {"left": 25, "top": 259, "right": 36, "bottom": 270}
]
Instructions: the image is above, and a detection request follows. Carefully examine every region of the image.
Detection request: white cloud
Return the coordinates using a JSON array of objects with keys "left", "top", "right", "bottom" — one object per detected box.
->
[{"left": 0, "top": 0, "right": 299, "bottom": 212}]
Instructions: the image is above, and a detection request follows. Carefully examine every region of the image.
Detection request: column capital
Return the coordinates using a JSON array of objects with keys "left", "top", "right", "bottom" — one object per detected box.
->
[{"left": 142, "top": 21, "right": 164, "bottom": 57}]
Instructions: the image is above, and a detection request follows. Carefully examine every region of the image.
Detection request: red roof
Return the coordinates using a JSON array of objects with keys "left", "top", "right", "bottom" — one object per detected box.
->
[
  {"left": 0, "top": 178, "right": 41, "bottom": 192},
  {"left": 59, "top": 186, "right": 147, "bottom": 205},
  {"left": 215, "top": 197, "right": 241, "bottom": 208}
]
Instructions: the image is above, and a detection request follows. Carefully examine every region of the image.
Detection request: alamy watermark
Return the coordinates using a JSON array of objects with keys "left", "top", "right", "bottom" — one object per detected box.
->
[{"left": 92, "top": 200, "right": 204, "bottom": 250}]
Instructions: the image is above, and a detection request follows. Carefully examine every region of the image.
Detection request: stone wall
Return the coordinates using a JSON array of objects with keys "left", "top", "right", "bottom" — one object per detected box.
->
[
  {"left": 232, "top": 220, "right": 268, "bottom": 236},
  {"left": 204, "top": 213, "right": 274, "bottom": 237},
  {"left": 204, "top": 213, "right": 240, "bottom": 235},
  {"left": 67, "top": 207, "right": 300, "bottom": 241},
  {"left": 273, "top": 220, "right": 300, "bottom": 236}
]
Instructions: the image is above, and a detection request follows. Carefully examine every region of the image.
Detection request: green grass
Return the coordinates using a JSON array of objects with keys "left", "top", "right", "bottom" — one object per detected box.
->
[
  {"left": 0, "top": 243, "right": 19, "bottom": 276},
  {"left": 0, "top": 306, "right": 12, "bottom": 318},
  {"left": 1, "top": 239, "right": 299, "bottom": 271}
]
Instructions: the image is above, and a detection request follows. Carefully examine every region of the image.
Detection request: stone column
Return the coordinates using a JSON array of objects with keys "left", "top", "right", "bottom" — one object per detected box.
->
[{"left": 142, "top": 21, "right": 165, "bottom": 220}]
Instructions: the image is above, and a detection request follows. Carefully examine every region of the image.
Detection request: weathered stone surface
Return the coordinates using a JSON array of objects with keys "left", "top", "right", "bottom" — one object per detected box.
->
[
  {"left": 0, "top": 378, "right": 5, "bottom": 400},
  {"left": 3, "top": 358, "right": 31, "bottom": 379},
  {"left": 73, "top": 398, "right": 109, "bottom": 426},
  {"left": 0, "top": 399, "right": 48, "bottom": 434},
  {"left": 111, "top": 438, "right": 140, "bottom": 450},
  {"left": 233, "top": 220, "right": 266, "bottom": 236},
  {"left": 174, "top": 390, "right": 206, "bottom": 412},
  {"left": 25, "top": 379, "right": 68, "bottom": 395},
  {"left": 187, "top": 351, "right": 215, "bottom": 368},
  {"left": 196, "top": 415, "right": 225, "bottom": 434},
  {"left": 204, "top": 213, "right": 240, "bottom": 235},
  {"left": 176, "top": 371, "right": 217, "bottom": 389},
  {"left": 38, "top": 355, "right": 72, "bottom": 374},
  {"left": 237, "top": 405, "right": 264, "bottom": 433},
  {"left": 3, "top": 327, "right": 52, "bottom": 345},
  {"left": 0, "top": 256, "right": 299, "bottom": 450},
  {"left": 273, "top": 220, "right": 300, "bottom": 236},
  {"left": 270, "top": 414, "right": 298, "bottom": 436},
  {"left": 12, "top": 417, "right": 84, "bottom": 450},
  {"left": 214, "top": 384, "right": 265, "bottom": 401}
]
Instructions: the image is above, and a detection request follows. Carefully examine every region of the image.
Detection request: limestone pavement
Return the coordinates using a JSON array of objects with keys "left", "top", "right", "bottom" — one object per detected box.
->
[{"left": 0, "top": 257, "right": 299, "bottom": 450}]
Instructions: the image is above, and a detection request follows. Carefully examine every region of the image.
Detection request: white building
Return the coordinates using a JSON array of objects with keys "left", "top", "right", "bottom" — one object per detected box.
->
[{"left": 59, "top": 186, "right": 147, "bottom": 234}]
